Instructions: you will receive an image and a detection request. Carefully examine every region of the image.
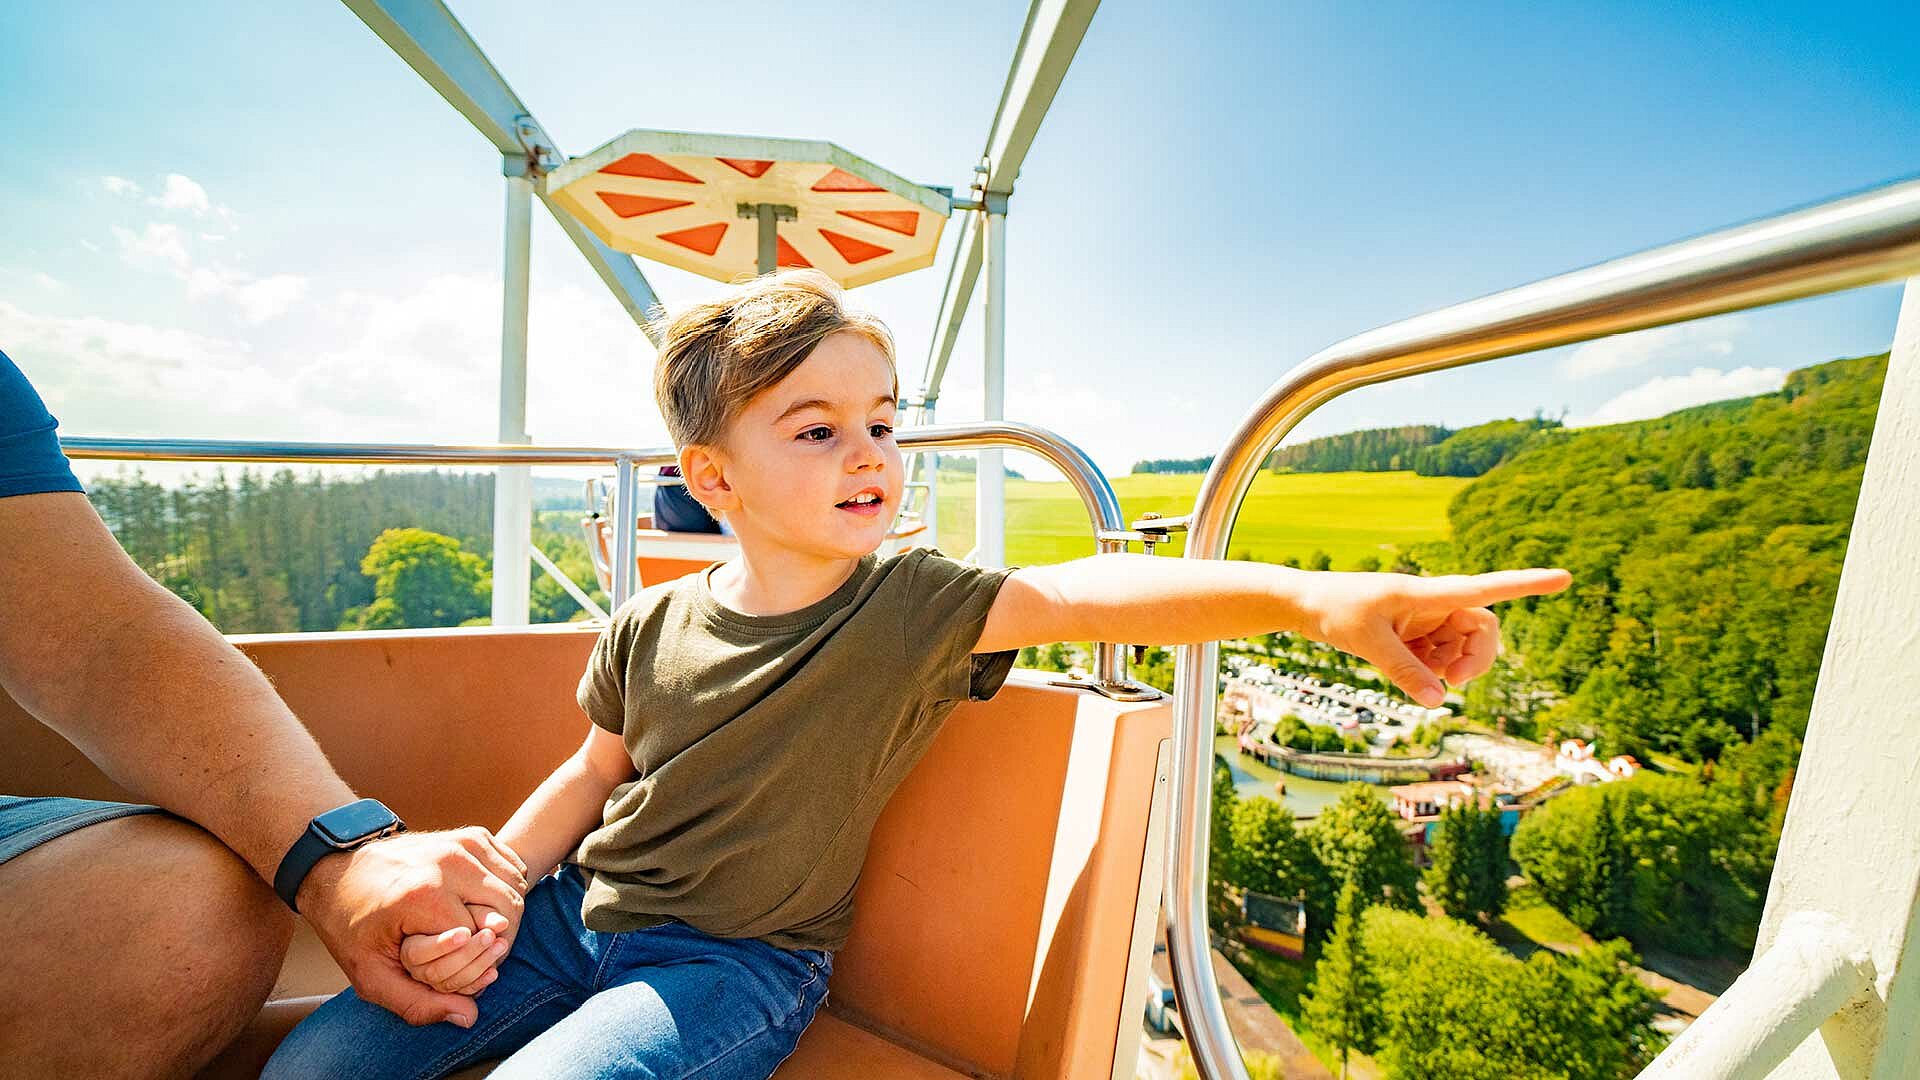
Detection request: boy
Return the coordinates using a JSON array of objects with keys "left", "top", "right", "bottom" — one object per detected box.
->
[{"left": 267, "top": 271, "right": 1567, "bottom": 1079}]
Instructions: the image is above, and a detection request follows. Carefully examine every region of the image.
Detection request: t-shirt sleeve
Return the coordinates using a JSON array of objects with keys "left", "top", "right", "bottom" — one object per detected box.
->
[
  {"left": 576, "top": 612, "right": 633, "bottom": 734},
  {"left": 0, "top": 351, "right": 84, "bottom": 500},
  {"left": 901, "top": 549, "right": 1020, "bottom": 704}
]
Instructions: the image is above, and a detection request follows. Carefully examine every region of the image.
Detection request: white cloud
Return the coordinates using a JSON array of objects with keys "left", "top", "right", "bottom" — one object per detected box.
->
[
  {"left": 0, "top": 300, "right": 280, "bottom": 428},
  {"left": 152, "top": 173, "right": 210, "bottom": 214},
  {"left": 1568, "top": 366, "right": 1785, "bottom": 428},
  {"left": 938, "top": 366, "right": 1134, "bottom": 479},
  {"left": 289, "top": 273, "right": 662, "bottom": 445},
  {"left": 112, "top": 219, "right": 304, "bottom": 324},
  {"left": 101, "top": 175, "right": 143, "bottom": 196},
  {"left": 230, "top": 274, "right": 308, "bottom": 324},
  {"left": 32, "top": 272, "right": 61, "bottom": 291},
  {"left": 79, "top": 238, "right": 101, "bottom": 253},
  {"left": 185, "top": 267, "right": 308, "bottom": 324},
  {"left": 1562, "top": 318, "right": 1745, "bottom": 380},
  {"left": 112, "top": 222, "right": 192, "bottom": 273}
]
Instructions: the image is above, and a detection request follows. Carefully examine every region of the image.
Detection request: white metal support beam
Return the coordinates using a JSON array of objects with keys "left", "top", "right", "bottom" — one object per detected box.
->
[
  {"left": 342, "top": 0, "right": 663, "bottom": 340},
  {"left": 491, "top": 170, "right": 534, "bottom": 625},
  {"left": 916, "top": 0, "right": 1101, "bottom": 404},
  {"left": 922, "top": 0, "right": 1099, "bottom": 566},
  {"left": 1740, "top": 278, "right": 1920, "bottom": 1078},
  {"left": 978, "top": 208, "right": 1008, "bottom": 566}
]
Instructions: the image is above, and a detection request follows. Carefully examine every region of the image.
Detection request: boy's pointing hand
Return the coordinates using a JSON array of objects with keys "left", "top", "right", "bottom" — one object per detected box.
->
[{"left": 1299, "top": 568, "right": 1572, "bottom": 708}]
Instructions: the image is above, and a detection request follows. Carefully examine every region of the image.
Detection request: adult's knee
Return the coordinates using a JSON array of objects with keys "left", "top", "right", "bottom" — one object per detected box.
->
[{"left": 0, "top": 813, "right": 292, "bottom": 1078}]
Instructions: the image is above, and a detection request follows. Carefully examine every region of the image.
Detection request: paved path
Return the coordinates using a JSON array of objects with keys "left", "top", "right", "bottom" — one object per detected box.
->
[{"left": 1208, "top": 947, "right": 1334, "bottom": 1079}]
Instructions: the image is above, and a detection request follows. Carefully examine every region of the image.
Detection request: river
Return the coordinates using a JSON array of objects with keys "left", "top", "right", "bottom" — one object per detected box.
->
[{"left": 1213, "top": 733, "right": 1391, "bottom": 819}]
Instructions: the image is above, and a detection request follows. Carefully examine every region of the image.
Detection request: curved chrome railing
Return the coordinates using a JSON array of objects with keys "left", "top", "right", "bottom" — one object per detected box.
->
[
  {"left": 61, "top": 422, "right": 1140, "bottom": 684},
  {"left": 1167, "top": 178, "right": 1920, "bottom": 1080}
]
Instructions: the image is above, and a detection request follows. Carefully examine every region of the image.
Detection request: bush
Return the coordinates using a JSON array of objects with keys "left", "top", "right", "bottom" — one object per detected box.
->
[{"left": 1359, "top": 909, "right": 1664, "bottom": 1079}]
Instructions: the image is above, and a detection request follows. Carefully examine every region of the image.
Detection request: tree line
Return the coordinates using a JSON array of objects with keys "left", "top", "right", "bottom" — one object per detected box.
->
[
  {"left": 1260, "top": 416, "right": 1564, "bottom": 477},
  {"left": 1130, "top": 454, "right": 1215, "bottom": 475},
  {"left": 87, "top": 469, "right": 606, "bottom": 633}
]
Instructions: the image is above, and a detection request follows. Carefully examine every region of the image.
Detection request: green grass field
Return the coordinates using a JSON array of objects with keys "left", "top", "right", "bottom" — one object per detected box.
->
[{"left": 932, "top": 469, "right": 1470, "bottom": 567}]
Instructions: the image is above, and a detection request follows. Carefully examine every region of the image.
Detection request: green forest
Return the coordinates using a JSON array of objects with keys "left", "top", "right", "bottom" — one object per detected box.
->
[
  {"left": 1429, "top": 352, "right": 1885, "bottom": 761},
  {"left": 1262, "top": 416, "right": 1562, "bottom": 477},
  {"left": 88, "top": 469, "right": 606, "bottom": 633}
]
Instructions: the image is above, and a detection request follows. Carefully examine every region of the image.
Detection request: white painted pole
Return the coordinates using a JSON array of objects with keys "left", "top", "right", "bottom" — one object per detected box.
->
[
  {"left": 977, "top": 208, "right": 1007, "bottom": 567},
  {"left": 921, "top": 402, "right": 939, "bottom": 550},
  {"left": 1735, "top": 278, "right": 1920, "bottom": 1078},
  {"left": 491, "top": 172, "right": 533, "bottom": 626}
]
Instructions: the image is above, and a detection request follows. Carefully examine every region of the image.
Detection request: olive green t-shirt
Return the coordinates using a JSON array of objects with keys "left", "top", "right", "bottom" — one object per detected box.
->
[{"left": 572, "top": 547, "right": 1019, "bottom": 952}]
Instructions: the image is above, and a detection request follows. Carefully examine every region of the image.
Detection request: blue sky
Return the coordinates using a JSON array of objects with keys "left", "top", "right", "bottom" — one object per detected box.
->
[{"left": 3, "top": 1, "right": 1916, "bottom": 481}]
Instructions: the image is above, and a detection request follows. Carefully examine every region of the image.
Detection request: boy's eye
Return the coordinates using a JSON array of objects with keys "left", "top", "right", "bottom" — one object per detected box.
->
[
  {"left": 798, "top": 426, "right": 832, "bottom": 442},
  {"left": 869, "top": 423, "right": 894, "bottom": 438}
]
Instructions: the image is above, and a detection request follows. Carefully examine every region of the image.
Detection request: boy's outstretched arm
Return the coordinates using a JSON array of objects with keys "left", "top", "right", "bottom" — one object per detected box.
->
[{"left": 974, "top": 553, "right": 1571, "bottom": 707}]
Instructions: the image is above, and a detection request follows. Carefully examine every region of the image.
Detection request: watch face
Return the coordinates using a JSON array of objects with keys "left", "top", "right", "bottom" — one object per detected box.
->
[{"left": 314, "top": 799, "right": 400, "bottom": 846}]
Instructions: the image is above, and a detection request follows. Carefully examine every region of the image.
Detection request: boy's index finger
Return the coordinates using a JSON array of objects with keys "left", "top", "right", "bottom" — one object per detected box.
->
[{"left": 1426, "top": 568, "right": 1572, "bottom": 607}]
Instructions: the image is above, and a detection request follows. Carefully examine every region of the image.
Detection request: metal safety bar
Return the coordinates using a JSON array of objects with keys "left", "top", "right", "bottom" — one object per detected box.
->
[
  {"left": 1166, "top": 177, "right": 1920, "bottom": 1080},
  {"left": 61, "top": 422, "right": 1150, "bottom": 691}
]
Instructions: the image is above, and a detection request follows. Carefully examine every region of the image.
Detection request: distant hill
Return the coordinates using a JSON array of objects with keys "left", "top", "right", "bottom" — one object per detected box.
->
[
  {"left": 934, "top": 457, "right": 1025, "bottom": 480},
  {"left": 1410, "top": 417, "right": 1561, "bottom": 477},
  {"left": 536, "top": 476, "right": 593, "bottom": 511},
  {"left": 1267, "top": 423, "right": 1450, "bottom": 474},
  {"left": 1264, "top": 419, "right": 1563, "bottom": 477},
  {"left": 1429, "top": 353, "right": 1886, "bottom": 762},
  {"left": 1131, "top": 455, "right": 1213, "bottom": 475}
]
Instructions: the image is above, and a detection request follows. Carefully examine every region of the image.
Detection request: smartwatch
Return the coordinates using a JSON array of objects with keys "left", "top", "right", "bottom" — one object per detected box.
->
[{"left": 273, "top": 798, "right": 406, "bottom": 912}]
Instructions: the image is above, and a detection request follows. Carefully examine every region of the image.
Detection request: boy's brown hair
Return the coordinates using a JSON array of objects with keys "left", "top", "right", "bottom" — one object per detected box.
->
[{"left": 651, "top": 270, "right": 898, "bottom": 450}]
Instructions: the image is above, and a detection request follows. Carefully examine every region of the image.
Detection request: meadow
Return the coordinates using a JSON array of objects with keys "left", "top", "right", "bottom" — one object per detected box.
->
[{"left": 931, "top": 469, "right": 1469, "bottom": 567}]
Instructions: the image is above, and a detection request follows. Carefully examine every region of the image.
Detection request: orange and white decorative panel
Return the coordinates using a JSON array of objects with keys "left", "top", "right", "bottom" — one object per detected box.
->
[{"left": 543, "top": 130, "right": 952, "bottom": 288}]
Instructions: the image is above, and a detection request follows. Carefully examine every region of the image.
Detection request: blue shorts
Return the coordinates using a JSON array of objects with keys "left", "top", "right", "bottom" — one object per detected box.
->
[{"left": 0, "top": 796, "right": 163, "bottom": 865}]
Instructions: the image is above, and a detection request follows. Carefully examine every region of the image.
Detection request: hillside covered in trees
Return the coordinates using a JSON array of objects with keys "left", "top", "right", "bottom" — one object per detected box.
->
[
  {"left": 1265, "top": 424, "right": 1449, "bottom": 473},
  {"left": 1428, "top": 352, "right": 1885, "bottom": 762},
  {"left": 1262, "top": 417, "right": 1560, "bottom": 477}
]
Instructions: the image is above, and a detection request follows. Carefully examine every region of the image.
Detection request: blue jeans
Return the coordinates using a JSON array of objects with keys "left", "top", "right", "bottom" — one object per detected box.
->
[{"left": 265, "top": 866, "right": 832, "bottom": 1080}]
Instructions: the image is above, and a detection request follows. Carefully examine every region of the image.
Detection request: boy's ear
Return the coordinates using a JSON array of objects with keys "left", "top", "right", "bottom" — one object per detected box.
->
[{"left": 679, "top": 444, "right": 739, "bottom": 515}]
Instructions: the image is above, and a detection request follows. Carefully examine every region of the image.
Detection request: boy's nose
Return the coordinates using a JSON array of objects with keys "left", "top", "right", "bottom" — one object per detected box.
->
[{"left": 848, "top": 437, "right": 887, "bottom": 471}]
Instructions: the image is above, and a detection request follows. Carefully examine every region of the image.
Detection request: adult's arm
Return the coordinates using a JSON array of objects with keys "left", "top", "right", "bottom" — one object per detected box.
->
[{"left": 0, "top": 490, "right": 525, "bottom": 1026}]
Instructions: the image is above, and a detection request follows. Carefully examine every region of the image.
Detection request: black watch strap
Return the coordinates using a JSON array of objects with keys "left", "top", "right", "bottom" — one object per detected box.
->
[
  {"left": 273, "top": 827, "right": 338, "bottom": 913},
  {"left": 273, "top": 799, "right": 404, "bottom": 912}
]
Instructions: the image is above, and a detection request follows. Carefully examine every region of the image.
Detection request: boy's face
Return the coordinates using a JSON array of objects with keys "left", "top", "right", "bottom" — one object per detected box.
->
[{"left": 693, "top": 330, "right": 904, "bottom": 563}]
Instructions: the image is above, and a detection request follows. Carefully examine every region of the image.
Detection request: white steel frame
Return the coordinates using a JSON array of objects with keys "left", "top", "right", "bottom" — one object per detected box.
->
[{"left": 344, "top": 0, "right": 1100, "bottom": 616}]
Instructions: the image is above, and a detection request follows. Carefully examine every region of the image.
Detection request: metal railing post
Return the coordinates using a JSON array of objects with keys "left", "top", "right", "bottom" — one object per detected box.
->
[{"left": 610, "top": 454, "right": 640, "bottom": 610}]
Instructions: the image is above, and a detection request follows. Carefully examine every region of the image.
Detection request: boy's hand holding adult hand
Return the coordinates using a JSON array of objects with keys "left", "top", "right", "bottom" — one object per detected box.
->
[
  {"left": 398, "top": 903, "right": 514, "bottom": 996},
  {"left": 296, "top": 827, "right": 530, "bottom": 1028},
  {"left": 1298, "top": 568, "right": 1572, "bottom": 707}
]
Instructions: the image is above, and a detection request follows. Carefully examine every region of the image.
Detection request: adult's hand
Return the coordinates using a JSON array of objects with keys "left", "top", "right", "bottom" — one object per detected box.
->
[{"left": 296, "top": 827, "right": 529, "bottom": 1027}]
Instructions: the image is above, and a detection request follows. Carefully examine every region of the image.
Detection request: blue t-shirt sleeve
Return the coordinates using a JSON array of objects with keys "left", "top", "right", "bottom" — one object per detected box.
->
[{"left": 0, "top": 349, "right": 84, "bottom": 499}]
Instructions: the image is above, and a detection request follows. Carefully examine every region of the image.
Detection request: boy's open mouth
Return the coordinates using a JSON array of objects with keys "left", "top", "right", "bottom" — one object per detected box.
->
[{"left": 837, "top": 490, "right": 886, "bottom": 515}]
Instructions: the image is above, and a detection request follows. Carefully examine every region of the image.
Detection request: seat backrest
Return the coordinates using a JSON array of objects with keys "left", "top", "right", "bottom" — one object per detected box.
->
[{"left": 0, "top": 627, "right": 1170, "bottom": 1079}]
